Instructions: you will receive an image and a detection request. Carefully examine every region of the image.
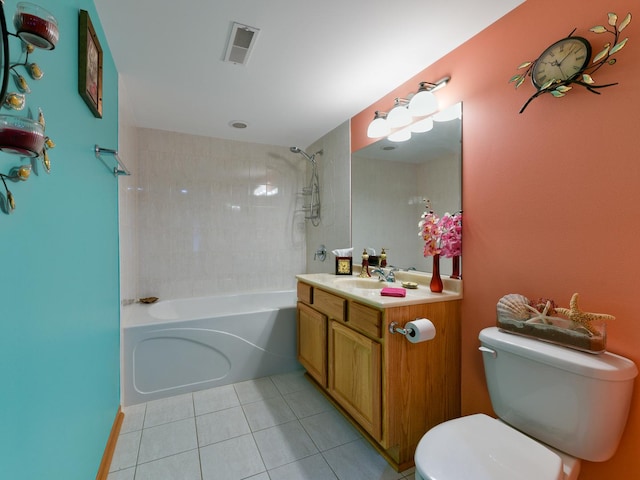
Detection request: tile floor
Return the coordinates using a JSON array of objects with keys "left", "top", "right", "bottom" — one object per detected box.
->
[{"left": 108, "top": 370, "right": 416, "bottom": 480}]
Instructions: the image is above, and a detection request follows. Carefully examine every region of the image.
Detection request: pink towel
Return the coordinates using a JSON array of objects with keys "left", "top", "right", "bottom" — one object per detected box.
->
[{"left": 381, "top": 287, "right": 406, "bottom": 297}]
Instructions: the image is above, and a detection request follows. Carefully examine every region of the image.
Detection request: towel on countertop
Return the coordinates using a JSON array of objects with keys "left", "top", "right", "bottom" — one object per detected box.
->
[{"left": 381, "top": 287, "right": 406, "bottom": 297}]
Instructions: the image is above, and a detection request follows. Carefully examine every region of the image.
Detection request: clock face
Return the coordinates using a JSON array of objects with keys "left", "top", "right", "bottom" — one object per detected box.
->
[{"left": 532, "top": 37, "right": 592, "bottom": 89}]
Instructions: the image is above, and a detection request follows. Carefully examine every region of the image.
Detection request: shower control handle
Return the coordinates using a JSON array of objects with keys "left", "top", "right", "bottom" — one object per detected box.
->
[{"left": 314, "top": 244, "right": 327, "bottom": 262}]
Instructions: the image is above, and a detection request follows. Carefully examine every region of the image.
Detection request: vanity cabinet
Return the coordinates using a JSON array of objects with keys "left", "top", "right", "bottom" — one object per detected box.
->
[
  {"left": 328, "top": 319, "right": 382, "bottom": 440},
  {"left": 297, "top": 302, "right": 328, "bottom": 387},
  {"left": 296, "top": 280, "right": 461, "bottom": 471}
]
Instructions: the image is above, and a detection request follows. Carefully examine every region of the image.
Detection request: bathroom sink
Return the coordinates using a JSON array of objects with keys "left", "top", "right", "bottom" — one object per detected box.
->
[{"left": 332, "top": 277, "right": 384, "bottom": 290}]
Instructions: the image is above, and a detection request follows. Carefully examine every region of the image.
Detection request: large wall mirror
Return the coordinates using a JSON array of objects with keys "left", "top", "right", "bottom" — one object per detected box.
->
[{"left": 351, "top": 103, "right": 462, "bottom": 274}]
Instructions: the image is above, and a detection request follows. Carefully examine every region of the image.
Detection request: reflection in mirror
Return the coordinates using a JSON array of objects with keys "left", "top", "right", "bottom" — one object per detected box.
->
[{"left": 351, "top": 103, "right": 462, "bottom": 274}]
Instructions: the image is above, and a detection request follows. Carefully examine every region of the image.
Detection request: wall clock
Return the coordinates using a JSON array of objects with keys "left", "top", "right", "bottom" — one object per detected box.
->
[
  {"left": 531, "top": 37, "right": 591, "bottom": 89},
  {"left": 510, "top": 12, "right": 631, "bottom": 113}
]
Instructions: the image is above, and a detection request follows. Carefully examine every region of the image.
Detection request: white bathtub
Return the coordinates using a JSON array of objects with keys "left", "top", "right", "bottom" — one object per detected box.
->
[{"left": 121, "top": 290, "right": 300, "bottom": 406}]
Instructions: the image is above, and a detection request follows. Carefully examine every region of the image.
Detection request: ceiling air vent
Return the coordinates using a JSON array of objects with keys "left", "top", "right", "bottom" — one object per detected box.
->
[{"left": 224, "top": 22, "right": 260, "bottom": 65}]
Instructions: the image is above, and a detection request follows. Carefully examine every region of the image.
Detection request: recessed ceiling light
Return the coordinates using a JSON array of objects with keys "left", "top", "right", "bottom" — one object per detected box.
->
[{"left": 229, "top": 120, "right": 249, "bottom": 129}]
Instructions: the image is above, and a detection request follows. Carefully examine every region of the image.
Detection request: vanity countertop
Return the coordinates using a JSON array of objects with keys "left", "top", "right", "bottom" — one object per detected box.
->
[{"left": 296, "top": 271, "right": 462, "bottom": 308}]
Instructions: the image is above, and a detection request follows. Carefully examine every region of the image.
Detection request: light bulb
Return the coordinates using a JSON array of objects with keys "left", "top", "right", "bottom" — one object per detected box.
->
[
  {"left": 367, "top": 112, "right": 390, "bottom": 138},
  {"left": 387, "top": 100, "right": 411, "bottom": 128},
  {"left": 409, "top": 90, "right": 438, "bottom": 116}
]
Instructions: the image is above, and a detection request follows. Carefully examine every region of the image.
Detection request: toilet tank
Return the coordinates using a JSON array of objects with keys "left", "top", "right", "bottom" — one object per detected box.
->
[{"left": 479, "top": 327, "right": 637, "bottom": 462}]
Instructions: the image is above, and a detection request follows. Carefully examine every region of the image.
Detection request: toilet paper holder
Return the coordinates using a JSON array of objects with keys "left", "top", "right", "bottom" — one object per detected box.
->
[
  {"left": 389, "top": 319, "right": 436, "bottom": 343},
  {"left": 389, "top": 321, "right": 411, "bottom": 336}
]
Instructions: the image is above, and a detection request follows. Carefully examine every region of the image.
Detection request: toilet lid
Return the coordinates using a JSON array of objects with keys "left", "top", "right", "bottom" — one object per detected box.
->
[{"left": 415, "top": 414, "right": 563, "bottom": 480}]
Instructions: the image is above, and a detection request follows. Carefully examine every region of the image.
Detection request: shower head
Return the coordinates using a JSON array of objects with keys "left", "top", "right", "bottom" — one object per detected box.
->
[{"left": 289, "top": 146, "right": 320, "bottom": 164}]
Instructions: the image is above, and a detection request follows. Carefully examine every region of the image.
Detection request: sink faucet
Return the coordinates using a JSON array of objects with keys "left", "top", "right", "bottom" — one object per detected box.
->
[{"left": 372, "top": 268, "right": 396, "bottom": 282}]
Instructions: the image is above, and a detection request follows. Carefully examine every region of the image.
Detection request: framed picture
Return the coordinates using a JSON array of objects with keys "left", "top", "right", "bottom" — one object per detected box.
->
[{"left": 78, "top": 10, "right": 103, "bottom": 118}]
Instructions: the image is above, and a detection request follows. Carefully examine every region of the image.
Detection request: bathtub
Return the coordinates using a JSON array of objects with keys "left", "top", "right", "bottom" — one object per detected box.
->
[{"left": 121, "top": 290, "right": 300, "bottom": 406}]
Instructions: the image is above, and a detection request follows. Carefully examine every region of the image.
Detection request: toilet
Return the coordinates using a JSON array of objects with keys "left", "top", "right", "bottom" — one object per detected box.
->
[{"left": 415, "top": 327, "right": 638, "bottom": 480}]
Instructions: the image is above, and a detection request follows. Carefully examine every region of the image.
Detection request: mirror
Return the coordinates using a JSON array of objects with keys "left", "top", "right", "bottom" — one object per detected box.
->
[{"left": 351, "top": 103, "right": 462, "bottom": 274}]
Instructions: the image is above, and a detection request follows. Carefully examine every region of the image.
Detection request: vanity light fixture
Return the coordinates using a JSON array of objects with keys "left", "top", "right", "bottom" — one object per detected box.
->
[
  {"left": 386, "top": 98, "right": 412, "bottom": 128},
  {"left": 433, "top": 101, "right": 462, "bottom": 122},
  {"left": 408, "top": 82, "right": 439, "bottom": 116},
  {"left": 411, "top": 116, "right": 434, "bottom": 133},
  {"left": 365, "top": 76, "right": 451, "bottom": 139},
  {"left": 366, "top": 111, "right": 390, "bottom": 138},
  {"left": 388, "top": 125, "right": 412, "bottom": 142}
]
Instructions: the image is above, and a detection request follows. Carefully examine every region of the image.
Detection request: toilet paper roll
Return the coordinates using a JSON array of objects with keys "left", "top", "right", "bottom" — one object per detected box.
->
[{"left": 405, "top": 319, "right": 436, "bottom": 343}]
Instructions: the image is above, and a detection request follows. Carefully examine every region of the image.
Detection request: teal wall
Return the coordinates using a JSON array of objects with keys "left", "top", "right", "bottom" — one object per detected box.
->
[{"left": 0, "top": 1, "right": 120, "bottom": 478}]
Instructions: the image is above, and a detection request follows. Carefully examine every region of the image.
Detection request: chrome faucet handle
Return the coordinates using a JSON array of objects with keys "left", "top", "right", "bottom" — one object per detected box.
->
[
  {"left": 314, "top": 244, "right": 327, "bottom": 262},
  {"left": 372, "top": 268, "right": 395, "bottom": 282},
  {"left": 371, "top": 268, "right": 386, "bottom": 281}
]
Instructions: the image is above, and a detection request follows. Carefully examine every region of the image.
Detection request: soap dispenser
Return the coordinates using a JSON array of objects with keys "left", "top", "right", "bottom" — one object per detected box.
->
[
  {"left": 380, "top": 248, "right": 387, "bottom": 268},
  {"left": 358, "top": 248, "right": 371, "bottom": 278}
]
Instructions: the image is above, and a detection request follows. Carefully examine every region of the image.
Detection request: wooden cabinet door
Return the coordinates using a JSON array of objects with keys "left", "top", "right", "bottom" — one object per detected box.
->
[
  {"left": 297, "top": 302, "right": 327, "bottom": 387},
  {"left": 328, "top": 320, "right": 382, "bottom": 441}
]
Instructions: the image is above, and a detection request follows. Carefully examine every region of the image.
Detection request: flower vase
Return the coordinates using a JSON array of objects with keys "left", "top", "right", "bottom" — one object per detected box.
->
[
  {"left": 430, "top": 254, "right": 443, "bottom": 293},
  {"left": 450, "top": 255, "right": 460, "bottom": 279}
]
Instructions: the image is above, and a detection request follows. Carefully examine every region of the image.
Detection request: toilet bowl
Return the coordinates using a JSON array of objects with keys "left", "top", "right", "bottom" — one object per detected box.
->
[
  {"left": 414, "top": 414, "right": 579, "bottom": 480},
  {"left": 414, "top": 327, "right": 637, "bottom": 480}
]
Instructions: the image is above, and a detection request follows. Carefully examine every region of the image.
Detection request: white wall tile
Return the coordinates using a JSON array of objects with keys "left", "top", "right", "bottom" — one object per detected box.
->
[
  {"left": 305, "top": 121, "right": 351, "bottom": 274},
  {"left": 118, "top": 79, "right": 140, "bottom": 305},
  {"left": 127, "top": 129, "right": 306, "bottom": 299},
  {"left": 118, "top": 118, "right": 351, "bottom": 304}
]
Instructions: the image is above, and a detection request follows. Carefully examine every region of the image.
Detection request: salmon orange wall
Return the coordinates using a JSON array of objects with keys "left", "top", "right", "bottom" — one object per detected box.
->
[{"left": 352, "top": 0, "right": 639, "bottom": 477}]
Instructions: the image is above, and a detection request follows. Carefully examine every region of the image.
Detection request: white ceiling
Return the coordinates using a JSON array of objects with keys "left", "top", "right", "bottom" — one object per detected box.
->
[{"left": 94, "top": 0, "right": 524, "bottom": 148}]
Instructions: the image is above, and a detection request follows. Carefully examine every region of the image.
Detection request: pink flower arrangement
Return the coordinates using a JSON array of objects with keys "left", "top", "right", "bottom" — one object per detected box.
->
[
  {"left": 419, "top": 209, "right": 441, "bottom": 257},
  {"left": 439, "top": 212, "right": 462, "bottom": 257},
  {"left": 418, "top": 200, "right": 462, "bottom": 258}
]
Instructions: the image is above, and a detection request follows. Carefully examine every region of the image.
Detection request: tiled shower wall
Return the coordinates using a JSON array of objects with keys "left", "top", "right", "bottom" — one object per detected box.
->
[
  {"left": 118, "top": 79, "right": 140, "bottom": 304},
  {"left": 304, "top": 121, "right": 352, "bottom": 274},
  {"left": 125, "top": 128, "right": 307, "bottom": 301}
]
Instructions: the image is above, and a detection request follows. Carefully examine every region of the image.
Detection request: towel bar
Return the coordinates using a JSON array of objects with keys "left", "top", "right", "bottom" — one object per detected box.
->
[{"left": 95, "top": 145, "right": 131, "bottom": 176}]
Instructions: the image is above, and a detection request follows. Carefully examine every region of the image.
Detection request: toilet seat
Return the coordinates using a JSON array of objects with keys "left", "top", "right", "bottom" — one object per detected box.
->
[{"left": 415, "top": 414, "right": 564, "bottom": 480}]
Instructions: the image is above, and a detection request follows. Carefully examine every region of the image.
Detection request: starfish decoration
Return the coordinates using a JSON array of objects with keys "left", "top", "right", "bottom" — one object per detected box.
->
[
  {"left": 555, "top": 293, "right": 615, "bottom": 335},
  {"left": 524, "top": 300, "right": 555, "bottom": 325}
]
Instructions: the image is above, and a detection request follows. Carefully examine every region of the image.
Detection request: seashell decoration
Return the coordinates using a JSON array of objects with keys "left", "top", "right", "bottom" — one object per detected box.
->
[
  {"left": 497, "top": 293, "right": 531, "bottom": 322},
  {"left": 139, "top": 297, "right": 159, "bottom": 304},
  {"left": 496, "top": 292, "right": 610, "bottom": 353}
]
